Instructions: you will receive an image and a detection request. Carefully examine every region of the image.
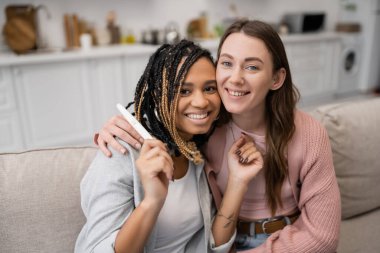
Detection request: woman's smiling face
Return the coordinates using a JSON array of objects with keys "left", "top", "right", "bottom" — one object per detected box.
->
[
  {"left": 175, "top": 57, "right": 221, "bottom": 140},
  {"left": 216, "top": 32, "right": 277, "bottom": 117}
]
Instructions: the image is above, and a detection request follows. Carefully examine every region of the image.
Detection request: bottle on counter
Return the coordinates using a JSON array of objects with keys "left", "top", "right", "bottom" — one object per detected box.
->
[
  {"left": 106, "top": 10, "right": 121, "bottom": 44},
  {"left": 95, "top": 27, "right": 111, "bottom": 46},
  {"left": 122, "top": 28, "right": 136, "bottom": 44},
  {"left": 278, "top": 21, "right": 289, "bottom": 35}
]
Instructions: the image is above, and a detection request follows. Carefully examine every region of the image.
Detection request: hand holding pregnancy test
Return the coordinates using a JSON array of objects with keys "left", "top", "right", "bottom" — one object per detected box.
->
[
  {"left": 116, "top": 103, "right": 153, "bottom": 140},
  {"left": 117, "top": 103, "right": 174, "bottom": 181}
]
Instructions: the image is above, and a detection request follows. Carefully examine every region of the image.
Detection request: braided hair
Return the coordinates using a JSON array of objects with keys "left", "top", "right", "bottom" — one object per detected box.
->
[{"left": 127, "top": 40, "right": 214, "bottom": 164}]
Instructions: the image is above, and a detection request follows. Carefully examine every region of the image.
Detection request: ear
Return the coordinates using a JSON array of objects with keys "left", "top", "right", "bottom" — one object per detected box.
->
[{"left": 270, "top": 68, "right": 286, "bottom": 90}]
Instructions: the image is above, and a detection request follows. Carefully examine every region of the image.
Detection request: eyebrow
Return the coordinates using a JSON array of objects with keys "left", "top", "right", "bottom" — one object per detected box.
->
[
  {"left": 220, "top": 53, "right": 264, "bottom": 64},
  {"left": 182, "top": 80, "right": 217, "bottom": 86}
]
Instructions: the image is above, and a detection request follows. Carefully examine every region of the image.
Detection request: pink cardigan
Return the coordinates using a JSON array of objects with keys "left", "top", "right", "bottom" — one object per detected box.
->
[{"left": 204, "top": 110, "right": 341, "bottom": 252}]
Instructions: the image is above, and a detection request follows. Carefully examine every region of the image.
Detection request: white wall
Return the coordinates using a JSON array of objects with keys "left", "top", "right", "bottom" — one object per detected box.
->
[{"left": 0, "top": 0, "right": 341, "bottom": 50}]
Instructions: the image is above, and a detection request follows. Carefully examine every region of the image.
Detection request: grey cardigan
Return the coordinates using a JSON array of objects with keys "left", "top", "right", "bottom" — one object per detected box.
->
[{"left": 75, "top": 142, "right": 235, "bottom": 253}]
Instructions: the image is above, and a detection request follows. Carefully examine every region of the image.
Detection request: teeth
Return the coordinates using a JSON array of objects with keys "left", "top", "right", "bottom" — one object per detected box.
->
[
  {"left": 187, "top": 113, "right": 208, "bottom": 119},
  {"left": 228, "top": 90, "right": 247, "bottom": 96}
]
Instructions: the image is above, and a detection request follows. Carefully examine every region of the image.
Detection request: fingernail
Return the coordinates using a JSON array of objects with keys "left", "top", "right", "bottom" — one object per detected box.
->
[
  {"left": 139, "top": 138, "right": 144, "bottom": 143},
  {"left": 135, "top": 143, "right": 142, "bottom": 149},
  {"left": 120, "top": 148, "right": 126, "bottom": 154},
  {"left": 107, "top": 152, "right": 111, "bottom": 158},
  {"left": 244, "top": 158, "right": 248, "bottom": 163},
  {"left": 235, "top": 150, "right": 241, "bottom": 155},
  {"left": 239, "top": 157, "right": 244, "bottom": 163}
]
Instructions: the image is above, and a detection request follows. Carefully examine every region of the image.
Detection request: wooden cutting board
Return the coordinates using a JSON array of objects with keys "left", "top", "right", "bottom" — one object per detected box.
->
[{"left": 2, "top": 17, "right": 36, "bottom": 53}]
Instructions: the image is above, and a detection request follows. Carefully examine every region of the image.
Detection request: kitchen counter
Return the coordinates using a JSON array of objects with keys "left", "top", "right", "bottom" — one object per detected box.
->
[
  {"left": 0, "top": 32, "right": 341, "bottom": 67},
  {"left": 0, "top": 44, "right": 160, "bottom": 66}
]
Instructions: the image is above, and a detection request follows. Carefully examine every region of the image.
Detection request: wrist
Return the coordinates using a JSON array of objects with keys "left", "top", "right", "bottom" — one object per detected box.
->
[
  {"left": 140, "top": 197, "right": 165, "bottom": 213},
  {"left": 226, "top": 176, "right": 249, "bottom": 194}
]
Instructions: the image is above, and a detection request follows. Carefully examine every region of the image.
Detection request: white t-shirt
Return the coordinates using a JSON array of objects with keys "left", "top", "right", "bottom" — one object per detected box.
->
[{"left": 153, "top": 162, "right": 203, "bottom": 253}]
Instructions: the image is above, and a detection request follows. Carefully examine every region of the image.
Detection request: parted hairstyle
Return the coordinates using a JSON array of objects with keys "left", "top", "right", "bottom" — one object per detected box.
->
[
  {"left": 126, "top": 40, "right": 215, "bottom": 164},
  {"left": 217, "top": 19, "right": 300, "bottom": 215}
]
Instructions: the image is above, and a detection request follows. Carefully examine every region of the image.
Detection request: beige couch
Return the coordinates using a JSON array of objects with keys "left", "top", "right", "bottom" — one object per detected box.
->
[{"left": 1, "top": 98, "right": 380, "bottom": 253}]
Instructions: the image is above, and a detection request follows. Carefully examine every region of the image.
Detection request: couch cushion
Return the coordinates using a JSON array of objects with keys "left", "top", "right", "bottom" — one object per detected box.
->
[
  {"left": 310, "top": 98, "right": 380, "bottom": 219},
  {"left": 0, "top": 146, "right": 96, "bottom": 253},
  {"left": 338, "top": 207, "right": 380, "bottom": 253}
]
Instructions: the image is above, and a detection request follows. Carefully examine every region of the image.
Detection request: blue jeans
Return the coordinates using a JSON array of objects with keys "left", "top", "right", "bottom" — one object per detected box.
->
[{"left": 235, "top": 232, "right": 270, "bottom": 251}]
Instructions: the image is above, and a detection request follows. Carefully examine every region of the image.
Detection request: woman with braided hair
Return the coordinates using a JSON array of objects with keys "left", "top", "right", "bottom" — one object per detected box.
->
[
  {"left": 75, "top": 40, "right": 263, "bottom": 253},
  {"left": 93, "top": 19, "right": 341, "bottom": 252}
]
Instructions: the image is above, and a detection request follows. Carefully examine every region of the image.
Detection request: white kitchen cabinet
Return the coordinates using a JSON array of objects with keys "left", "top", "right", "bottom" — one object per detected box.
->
[
  {"left": 0, "top": 113, "right": 23, "bottom": 152},
  {"left": 285, "top": 38, "right": 340, "bottom": 102},
  {"left": 12, "top": 61, "right": 94, "bottom": 149},
  {"left": 0, "top": 67, "right": 24, "bottom": 152},
  {"left": 1, "top": 55, "right": 150, "bottom": 152},
  {"left": 122, "top": 54, "right": 151, "bottom": 106},
  {"left": 0, "top": 67, "right": 16, "bottom": 111},
  {"left": 88, "top": 57, "right": 125, "bottom": 129}
]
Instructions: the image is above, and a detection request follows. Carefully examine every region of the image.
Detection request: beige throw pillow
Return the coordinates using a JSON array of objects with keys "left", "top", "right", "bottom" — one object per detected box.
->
[{"left": 311, "top": 98, "right": 380, "bottom": 219}]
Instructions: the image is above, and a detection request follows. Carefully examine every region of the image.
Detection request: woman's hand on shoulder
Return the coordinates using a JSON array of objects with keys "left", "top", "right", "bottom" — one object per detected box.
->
[
  {"left": 95, "top": 114, "right": 144, "bottom": 157},
  {"left": 136, "top": 139, "right": 174, "bottom": 207},
  {"left": 227, "top": 134, "right": 264, "bottom": 187}
]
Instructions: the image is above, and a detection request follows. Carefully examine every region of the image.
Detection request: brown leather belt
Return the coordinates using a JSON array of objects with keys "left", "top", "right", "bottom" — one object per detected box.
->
[{"left": 237, "top": 211, "right": 300, "bottom": 235}]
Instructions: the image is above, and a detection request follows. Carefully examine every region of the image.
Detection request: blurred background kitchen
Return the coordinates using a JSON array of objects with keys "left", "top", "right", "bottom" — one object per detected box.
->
[{"left": 0, "top": 0, "right": 379, "bottom": 152}]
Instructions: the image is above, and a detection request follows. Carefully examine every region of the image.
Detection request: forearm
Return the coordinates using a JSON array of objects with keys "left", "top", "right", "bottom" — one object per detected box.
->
[
  {"left": 212, "top": 178, "right": 247, "bottom": 246},
  {"left": 115, "top": 199, "right": 162, "bottom": 253}
]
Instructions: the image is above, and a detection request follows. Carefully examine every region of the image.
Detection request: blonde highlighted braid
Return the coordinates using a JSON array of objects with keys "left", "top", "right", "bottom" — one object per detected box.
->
[{"left": 129, "top": 40, "right": 214, "bottom": 164}]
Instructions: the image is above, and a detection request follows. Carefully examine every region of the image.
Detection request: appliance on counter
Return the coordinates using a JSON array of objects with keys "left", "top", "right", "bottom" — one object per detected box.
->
[{"left": 282, "top": 12, "right": 325, "bottom": 34}]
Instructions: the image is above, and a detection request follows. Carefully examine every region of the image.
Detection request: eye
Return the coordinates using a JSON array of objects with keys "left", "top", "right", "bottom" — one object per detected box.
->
[
  {"left": 246, "top": 65, "right": 258, "bottom": 71},
  {"left": 220, "top": 61, "right": 232, "bottom": 67},
  {"left": 204, "top": 86, "right": 217, "bottom": 93},
  {"left": 179, "top": 88, "right": 191, "bottom": 96}
]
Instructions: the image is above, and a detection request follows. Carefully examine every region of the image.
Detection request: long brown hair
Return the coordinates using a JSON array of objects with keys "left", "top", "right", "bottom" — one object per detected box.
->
[{"left": 217, "top": 19, "right": 300, "bottom": 215}]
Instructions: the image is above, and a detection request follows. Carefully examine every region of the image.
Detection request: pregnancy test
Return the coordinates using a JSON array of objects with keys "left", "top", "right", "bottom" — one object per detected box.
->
[{"left": 116, "top": 103, "right": 152, "bottom": 140}]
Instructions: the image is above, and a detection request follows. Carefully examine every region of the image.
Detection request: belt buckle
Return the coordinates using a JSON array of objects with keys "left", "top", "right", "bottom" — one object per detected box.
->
[
  {"left": 248, "top": 222, "right": 255, "bottom": 236},
  {"left": 261, "top": 220, "right": 271, "bottom": 235}
]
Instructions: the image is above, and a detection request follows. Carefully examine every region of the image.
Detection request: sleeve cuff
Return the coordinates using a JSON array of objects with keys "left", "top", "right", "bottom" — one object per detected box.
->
[{"left": 209, "top": 229, "right": 237, "bottom": 253}]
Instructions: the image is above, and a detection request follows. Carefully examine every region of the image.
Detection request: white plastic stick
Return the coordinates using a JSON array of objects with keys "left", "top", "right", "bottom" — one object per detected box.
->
[{"left": 116, "top": 103, "right": 152, "bottom": 140}]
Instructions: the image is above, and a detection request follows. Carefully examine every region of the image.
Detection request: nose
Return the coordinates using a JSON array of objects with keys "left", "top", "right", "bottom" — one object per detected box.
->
[
  {"left": 191, "top": 90, "right": 209, "bottom": 108},
  {"left": 229, "top": 67, "right": 244, "bottom": 85}
]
